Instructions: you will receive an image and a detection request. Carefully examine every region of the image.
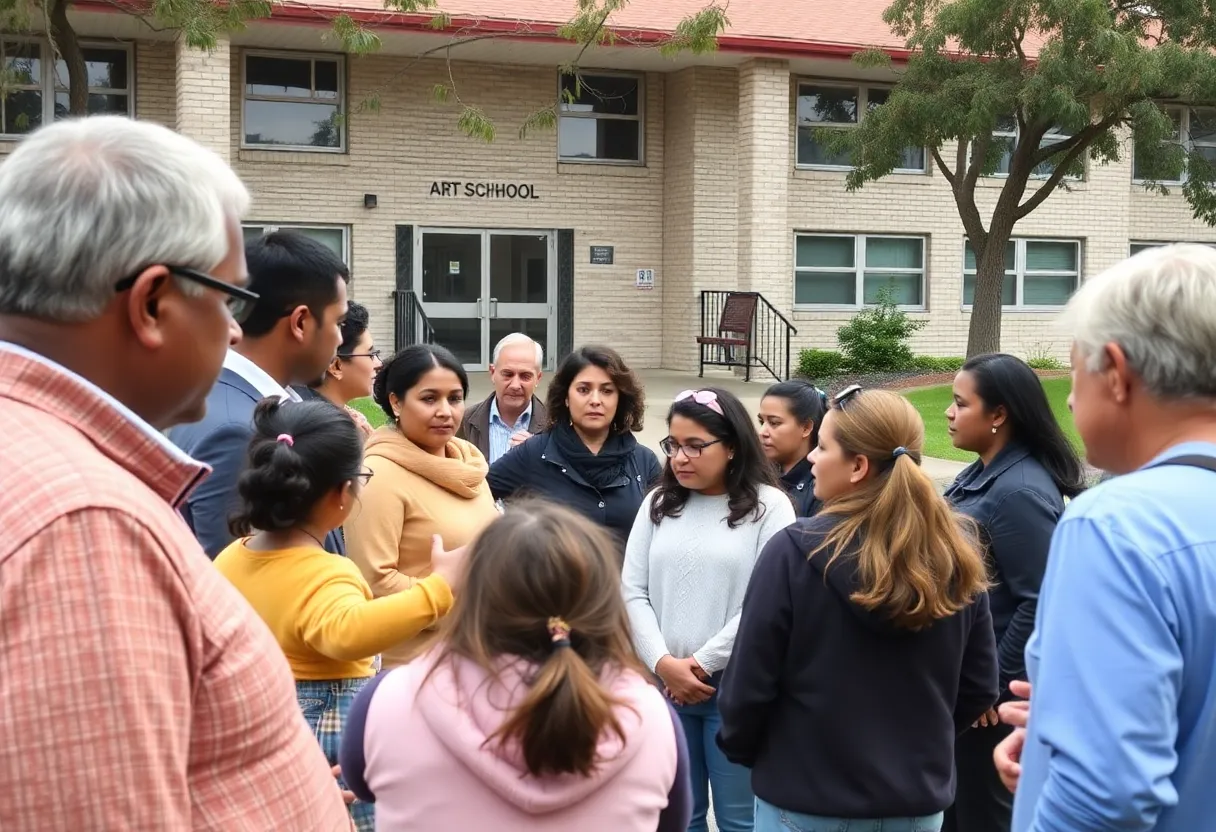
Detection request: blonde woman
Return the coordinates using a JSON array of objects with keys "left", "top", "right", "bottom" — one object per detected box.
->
[{"left": 717, "top": 387, "right": 998, "bottom": 832}]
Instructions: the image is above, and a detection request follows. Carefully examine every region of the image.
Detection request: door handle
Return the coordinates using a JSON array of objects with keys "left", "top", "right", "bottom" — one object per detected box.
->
[
  {"left": 475, "top": 297, "right": 483, "bottom": 317},
  {"left": 489, "top": 297, "right": 499, "bottom": 318}
]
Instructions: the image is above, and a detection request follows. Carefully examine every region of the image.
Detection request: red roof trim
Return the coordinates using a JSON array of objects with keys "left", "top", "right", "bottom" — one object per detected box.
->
[{"left": 73, "top": 0, "right": 914, "bottom": 62}]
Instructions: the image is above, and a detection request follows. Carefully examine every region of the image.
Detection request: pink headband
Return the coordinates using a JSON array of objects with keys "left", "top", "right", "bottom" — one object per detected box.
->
[
  {"left": 276, "top": 434, "right": 294, "bottom": 447},
  {"left": 675, "top": 389, "right": 724, "bottom": 416}
]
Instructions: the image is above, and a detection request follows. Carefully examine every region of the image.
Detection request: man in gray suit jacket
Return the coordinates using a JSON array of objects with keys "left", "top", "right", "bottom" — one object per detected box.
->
[
  {"left": 460, "top": 333, "right": 549, "bottom": 464},
  {"left": 169, "top": 231, "right": 350, "bottom": 558}
]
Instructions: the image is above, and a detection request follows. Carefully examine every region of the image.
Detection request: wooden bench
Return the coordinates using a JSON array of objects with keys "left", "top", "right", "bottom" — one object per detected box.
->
[{"left": 697, "top": 291, "right": 758, "bottom": 380}]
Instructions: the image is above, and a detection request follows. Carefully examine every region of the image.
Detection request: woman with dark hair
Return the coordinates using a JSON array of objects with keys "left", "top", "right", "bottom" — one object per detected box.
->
[
  {"left": 488, "top": 344, "right": 661, "bottom": 550},
  {"left": 297, "top": 301, "right": 382, "bottom": 437},
  {"left": 214, "top": 399, "right": 465, "bottom": 832},
  {"left": 758, "top": 380, "right": 828, "bottom": 517},
  {"left": 941, "top": 353, "right": 1085, "bottom": 832},
  {"left": 344, "top": 344, "right": 498, "bottom": 669},
  {"left": 339, "top": 500, "right": 693, "bottom": 832},
  {"left": 623, "top": 387, "right": 795, "bottom": 832},
  {"left": 718, "top": 388, "right": 997, "bottom": 832}
]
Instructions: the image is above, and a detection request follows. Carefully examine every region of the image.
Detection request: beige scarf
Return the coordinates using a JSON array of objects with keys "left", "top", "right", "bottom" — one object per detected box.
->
[{"left": 364, "top": 427, "right": 489, "bottom": 499}]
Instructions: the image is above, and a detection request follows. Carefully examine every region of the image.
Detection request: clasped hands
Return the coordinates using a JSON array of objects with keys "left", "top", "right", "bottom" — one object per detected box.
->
[{"left": 655, "top": 654, "right": 713, "bottom": 706}]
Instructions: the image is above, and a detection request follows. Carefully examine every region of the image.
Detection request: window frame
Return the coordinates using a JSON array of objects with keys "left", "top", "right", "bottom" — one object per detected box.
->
[
  {"left": 240, "top": 49, "right": 346, "bottom": 154},
  {"left": 0, "top": 38, "right": 134, "bottom": 139},
  {"left": 556, "top": 70, "right": 645, "bottom": 166},
  {"left": 793, "top": 232, "right": 927, "bottom": 311},
  {"left": 242, "top": 223, "right": 351, "bottom": 264},
  {"left": 962, "top": 237, "right": 1081, "bottom": 311},
  {"left": 1129, "top": 105, "right": 1216, "bottom": 186},
  {"left": 793, "top": 80, "right": 927, "bottom": 174},
  {"left": 986, "top": 117, "right": 1080, "bottom": 180}
]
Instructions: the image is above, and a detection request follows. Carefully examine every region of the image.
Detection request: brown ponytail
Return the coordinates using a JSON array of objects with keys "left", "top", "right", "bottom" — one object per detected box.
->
[{"left": 427, "top": 499, "right": 646, "bottom": 777}]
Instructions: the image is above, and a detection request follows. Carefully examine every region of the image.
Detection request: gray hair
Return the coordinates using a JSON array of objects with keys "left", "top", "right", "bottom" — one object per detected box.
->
[
  {"left": 0, "top": 115, "right": 251, "bottom": 321},
  {"left": 492, "top": 332, "right": 544, "bottom": 367},
  {"left": 1062, "top": 243, "right": 1216, "bottom": 400}
]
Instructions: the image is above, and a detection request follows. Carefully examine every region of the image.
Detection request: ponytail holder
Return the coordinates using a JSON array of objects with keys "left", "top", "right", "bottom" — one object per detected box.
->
[
  {"left": 276, "top": 434, "right": 294, "bottom": 447},
  {"left": 547, "top": 616, "right": 572, "bottom": 649},
  {"left": 892, "top": 446, "right": 908, "bottom": 459}
]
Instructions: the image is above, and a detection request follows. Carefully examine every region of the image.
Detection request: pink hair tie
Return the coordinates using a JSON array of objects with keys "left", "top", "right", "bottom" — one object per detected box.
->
[{"left": 276, "top": 434, "right": 294, "bottom": 447}]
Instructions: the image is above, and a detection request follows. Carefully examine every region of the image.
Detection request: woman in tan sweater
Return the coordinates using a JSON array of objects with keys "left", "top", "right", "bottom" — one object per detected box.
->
[{"left": 345, "top": 344, "right": 499, "bottom": 668}]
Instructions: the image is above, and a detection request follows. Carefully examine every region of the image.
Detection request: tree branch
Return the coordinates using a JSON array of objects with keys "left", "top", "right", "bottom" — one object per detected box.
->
[
  {"left": 1016, "top": 116, "right": 1120, "bottom": 219},
  {"left": 931, "top": 146, "right": 957, "bottom": 187}
]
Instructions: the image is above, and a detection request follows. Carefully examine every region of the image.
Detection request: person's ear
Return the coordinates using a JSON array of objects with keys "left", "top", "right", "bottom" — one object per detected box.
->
[
  {"left": 1103, "top": 343, "right": 1133, "bottom": 406},
  {"left": 287, "top": 305, "right": 310, "bottom": 344},
  {"left": 328, "top": 356, "right": 344, "bottom": 382},
  {"left": 849, "top": 454, "right": 870, "bottom": 484},
  {"left": 125, "top": 266, "right": 172, "bottom": 350}
]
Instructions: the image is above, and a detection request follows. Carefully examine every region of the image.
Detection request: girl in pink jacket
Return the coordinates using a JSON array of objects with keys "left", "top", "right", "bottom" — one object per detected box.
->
[{"left": 339, "top": 499, "right": 691, "bottom": 831}]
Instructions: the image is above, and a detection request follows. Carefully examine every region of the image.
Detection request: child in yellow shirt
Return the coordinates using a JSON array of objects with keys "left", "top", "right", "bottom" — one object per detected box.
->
[{"left": 215, "top": 398, "right": 465, "bottom": 832}]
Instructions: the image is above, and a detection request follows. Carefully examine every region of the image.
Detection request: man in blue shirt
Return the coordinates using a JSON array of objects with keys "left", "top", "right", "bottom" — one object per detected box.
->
[
  {"left": 459, "top": 333, "right": 549, "bottom": 463},
  {"left": 1003, "top": 243, "right": 1216, "bottom": 832}
]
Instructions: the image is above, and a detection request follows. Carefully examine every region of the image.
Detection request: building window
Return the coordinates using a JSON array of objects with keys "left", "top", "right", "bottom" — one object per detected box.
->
[
  {"left": 1130, "top": 241, "right": 1216, "bottom": 255},
  {"left": 1, "top": 40, "right": 132, "bottom": 136},
  {"left": 795, "top": 83, "right": 926, "bottom": 172},
  {"left": 963, "top": 239, "right": 1080, "bottom": 308},
  {"left": 989, "top": 117, "right": 1075, "bottom": 178},
  {"left": 794, "top": 234, "right": 925, "bottom": 308},
  {"left": 243, "top": 224, "right": 350, "bottom": 263},
  {"left": 1132, "top": 106, "right": 1216, "bottom": 184},
  {"left": 242, "top": 52, "right": 344, "bottom": 151},
  {"left": 558, "top": 72, "right": 643, "bottom": 164}
]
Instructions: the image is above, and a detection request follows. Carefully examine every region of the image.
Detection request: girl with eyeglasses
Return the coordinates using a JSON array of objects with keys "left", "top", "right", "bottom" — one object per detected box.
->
[
  {"left": 294, "top": 301, "right": 383, "bottom": 438},
  {"left": 214, "top": 398, "right": 466, "bottom": 832},
  {"left": 623, "top": 387, "right": 795, "bottom": 832},
  {"left": 717, "top": 388, "right": 997, "bottom": 832}
]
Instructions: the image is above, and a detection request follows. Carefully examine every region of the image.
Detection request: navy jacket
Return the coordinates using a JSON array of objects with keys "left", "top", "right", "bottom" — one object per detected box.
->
[
  {"left": 716, "top": 515, "right": 998, "bottom": 818},
  {"left": 168, "top": 368, "right": 345, "bottom": 559},
  {"left": 944, "top": 443, "right": 1064, "bottom": 698},
  {"left": 487, "top": 431, "right": 661, "bottom": 551},
  {"left": 778, "top": 458, "right": 820, "bottom": 518}
]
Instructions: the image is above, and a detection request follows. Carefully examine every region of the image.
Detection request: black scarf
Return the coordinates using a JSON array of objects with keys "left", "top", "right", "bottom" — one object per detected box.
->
[{"left": 549, "top": 422, "right": 638, "bottom": 490}]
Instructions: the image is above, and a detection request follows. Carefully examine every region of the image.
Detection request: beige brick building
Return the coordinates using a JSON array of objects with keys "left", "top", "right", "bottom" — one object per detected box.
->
[{"left": 4, "top": 1, "right": 1215, "bottom": 373}]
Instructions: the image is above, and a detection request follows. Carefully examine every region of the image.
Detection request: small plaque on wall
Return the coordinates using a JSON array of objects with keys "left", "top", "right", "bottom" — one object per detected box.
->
[{"left": 590, "top": 246, "right": 614, "bottom": 265}]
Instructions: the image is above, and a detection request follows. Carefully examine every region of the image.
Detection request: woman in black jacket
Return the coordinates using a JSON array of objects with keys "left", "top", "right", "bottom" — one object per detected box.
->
[
  {"left": 487, "top": 345, "right": 661, "bottom": 552},
  {"left": 758, "top": 380, "right": 827, "bottom": 517},
  {"left": 941, "top": 354, "right": 1085, "bottom": 832},
  {"left": 717, "top": 387, "right": 998, "bottom": 832}
]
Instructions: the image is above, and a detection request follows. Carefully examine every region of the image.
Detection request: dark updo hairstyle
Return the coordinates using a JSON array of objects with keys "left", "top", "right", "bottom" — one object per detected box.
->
[
  {"left": 372, "top": 343, "right": 469, "bottom": 423},
  {"left": 650, "top": 387, "right": 779, "bottom": 528},
  {"left": 545, "top": 345, "right": 646, "bottom": 435},
  {"left": 962, "top": 353, "right": 1086, "bottom": 498},
  {"left": 229, "top": 398, "right": 364, "bottom": 536},
  {"left": 308, "top": 301, "right": 371, "bottom": 390},
  {"left": 763, "top": 379, "right": 829, "bottom": 449}
]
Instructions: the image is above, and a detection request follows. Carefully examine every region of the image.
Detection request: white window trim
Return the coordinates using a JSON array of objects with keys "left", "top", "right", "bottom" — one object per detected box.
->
[
  {"left": 1130, "top": 104, "right": 1216, "bottom": 186},
  {"left": 962, "top": 237, "right": 1081, "bottom": 311},
  {"left": 793, "top": 80, "right": 927, "bottom": 174},
  {"left": 243, "top": 223, "right": 351, "bottom": 263},
  {"left": 985, "top": 118, "right": 1080, "bottom": 181},
  {"left": 793, "top": 232, "right": 927, "bottom": 311},
  {"left": 240, "top": 49, "right": 346, "bottom": 154},
  {"left": 0, "top": 38, "right": 134, "bottom": 139},
  {"left": 556, "top": 70, "right": 645, "bottom": 166}
]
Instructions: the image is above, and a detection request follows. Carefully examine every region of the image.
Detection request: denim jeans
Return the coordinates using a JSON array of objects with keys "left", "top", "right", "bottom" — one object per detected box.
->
[
  {"left": 755, "top": 798, "right": 943, "bottom": 832},
  {"left": 675, "top": 690, "right": 754, "bottom": 832}
]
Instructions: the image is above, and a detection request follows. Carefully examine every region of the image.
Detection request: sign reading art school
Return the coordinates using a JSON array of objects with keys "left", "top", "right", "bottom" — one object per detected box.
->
[{"left": 429, "top": 181, "right": 539, "bottom": 200}]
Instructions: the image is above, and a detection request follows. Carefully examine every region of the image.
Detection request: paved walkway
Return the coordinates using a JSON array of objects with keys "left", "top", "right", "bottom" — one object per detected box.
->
[{"left": 467, "top": 369, "right": 968, "bottom": 490}]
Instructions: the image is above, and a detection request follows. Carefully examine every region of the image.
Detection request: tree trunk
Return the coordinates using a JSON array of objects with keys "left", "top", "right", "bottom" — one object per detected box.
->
[
  {"left": 48, "top": 0, "right": 88, "bottom": 116},
  {"left": 965, "top": 234, "right": 1011, "bottom": 357}
]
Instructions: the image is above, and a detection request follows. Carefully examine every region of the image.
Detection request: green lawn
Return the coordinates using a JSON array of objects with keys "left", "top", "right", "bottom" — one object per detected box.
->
[
  {"left": 350, "top": 397, "right": 388, "bottom": 428},
  {"left": 904, "top": 376, "right": 1082, "bottom": 463}
]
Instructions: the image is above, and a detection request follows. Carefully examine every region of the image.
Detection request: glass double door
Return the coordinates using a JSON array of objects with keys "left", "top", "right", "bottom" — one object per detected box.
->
[{"left": 417, "top": 228, "right": 554, "bottom": 371}]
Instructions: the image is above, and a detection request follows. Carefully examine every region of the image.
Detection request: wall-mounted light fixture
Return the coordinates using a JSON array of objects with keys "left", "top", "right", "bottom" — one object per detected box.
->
[{"left": 363, "top": 193, "right": 378, "bottom": 209}]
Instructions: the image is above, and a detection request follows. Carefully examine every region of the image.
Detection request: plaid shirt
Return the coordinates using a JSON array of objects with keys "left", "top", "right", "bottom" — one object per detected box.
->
[{"left": 0, "top": 344, "right": 351, "bottom": 831}]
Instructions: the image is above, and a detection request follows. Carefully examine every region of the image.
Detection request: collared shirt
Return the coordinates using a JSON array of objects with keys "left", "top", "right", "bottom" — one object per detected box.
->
[
  {"left": 223, "top": 349, "right": 302, "bottom": 402},
  {"left": 487, "top": 396, "right": 532, "bottom": 464},
  {"left": 0, "top": 342, "right": 349, "bottom": 830},
  {"left": 1013, "top": 441, "right": 1216, "bottom": 832}
]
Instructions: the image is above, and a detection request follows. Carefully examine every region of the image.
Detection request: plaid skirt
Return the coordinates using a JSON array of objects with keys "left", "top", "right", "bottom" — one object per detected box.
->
[{"left": 296, "top": 677, "right": 375, "bottom": 832}]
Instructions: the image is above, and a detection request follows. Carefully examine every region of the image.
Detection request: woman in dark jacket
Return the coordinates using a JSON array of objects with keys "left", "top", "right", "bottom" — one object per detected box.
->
[
  {"left": 941, "top": 354, "right": 1085, "bottom": 832},
  {"left": 758, "top": 380, "right": 827, "bottom": 517},
  {"left": 487, "top": 345, "right": 661, "bottom": 551},
  {"left": 717, "top": 387, "right": 997, "bottom": 832}
]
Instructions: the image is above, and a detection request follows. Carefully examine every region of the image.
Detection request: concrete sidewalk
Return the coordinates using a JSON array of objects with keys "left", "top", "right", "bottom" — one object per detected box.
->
[{"left": 467, "top": 369, "right": 968, "bottom": 491}]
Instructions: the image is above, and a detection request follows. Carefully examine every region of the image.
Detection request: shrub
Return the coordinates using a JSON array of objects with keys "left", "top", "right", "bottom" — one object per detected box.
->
[
  {"left": 836, "top": 289, "right": 926, "bottom": 373},
  {"left": 797, "top": 349, "right": 845, "bottom": 380},
  {"left": 1025, "top": 343, "right": 1067, "bottom": 371},
  {"left": 909, "top": 355, "right": 965, "bottom": 373}
]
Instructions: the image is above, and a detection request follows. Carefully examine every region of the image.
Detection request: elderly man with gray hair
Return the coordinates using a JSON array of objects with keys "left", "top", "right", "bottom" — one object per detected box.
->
[
  {"left": 995, "top": 244, "right": 1216, "bottom": 832},
  {"left": 460, "top": 332, "right": 549, "bottom": 463},
  {"left": 0, "top": 117, "right": 350, "bottom": 830}
]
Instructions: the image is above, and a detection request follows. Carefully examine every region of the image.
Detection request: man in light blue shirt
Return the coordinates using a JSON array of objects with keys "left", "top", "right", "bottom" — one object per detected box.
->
[
  {"left": 459, "top": 333, "right": 549, "bottom": 464},
  {"left": 1004, "top": 244, "right": 1216, "bottom": 832}
]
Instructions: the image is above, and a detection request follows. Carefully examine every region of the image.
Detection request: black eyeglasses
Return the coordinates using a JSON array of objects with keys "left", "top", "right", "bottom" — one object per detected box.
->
[
  {"left": 833, "top": 384, "right": 863, "bottom": 409},
  {"left": 340, "top": 349, "right": 382, "bottom": 360},
  {"left": 659, "top": 436, "right": 724, "bottom": 459},
  {"left": 114, "top": 266, "right": 260, "bottom": 325},
  {"left": 354, "top": 468, "right": 374, "bottom": 485}
]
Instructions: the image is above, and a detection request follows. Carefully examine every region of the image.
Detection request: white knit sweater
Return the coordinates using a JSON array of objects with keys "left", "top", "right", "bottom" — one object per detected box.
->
[{"left": 622, "top": 485, "right": 796, "bottom": 675}]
